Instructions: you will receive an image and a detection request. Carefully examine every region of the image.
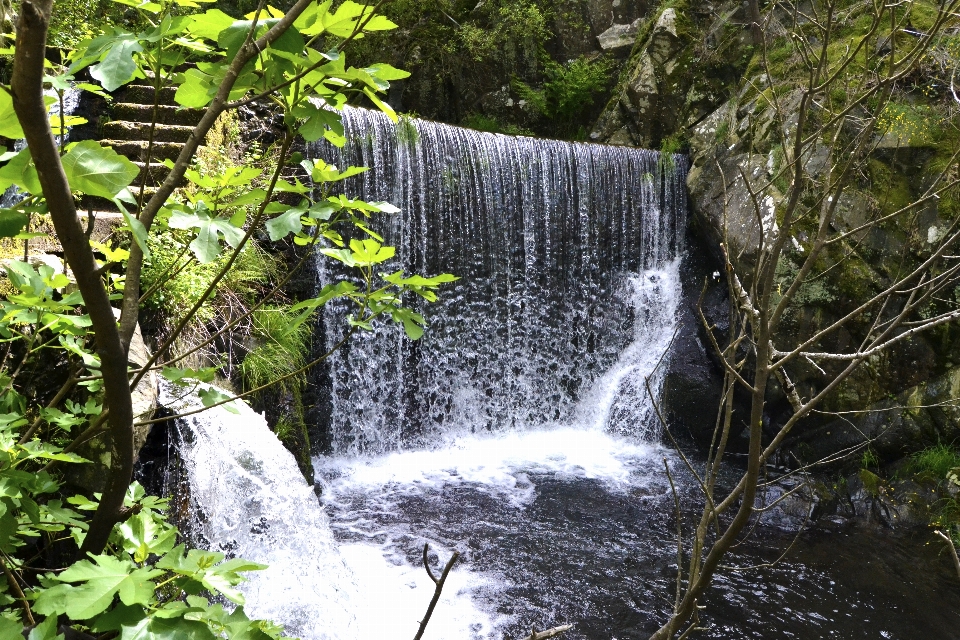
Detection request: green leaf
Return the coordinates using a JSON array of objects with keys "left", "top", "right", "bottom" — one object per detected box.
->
[
  {"left": 0, "top": 90, "right": 24, "bottom": 139},
  {"left": 197, "top": 387, "right": 240, "bottom": 414},
  {"left": 158, "top": 545, "right": 264, "bottom": 604},
  {"left": 91, "top": 604, "right": 147, "bottom": 632},
  {"left": 168, "top": 205, "right": 246, "bottom": 263},
  {"left": 0, "top": 617, "right": 23, "bottom": 639},
  {"left": 363, "top": 86, "right": 397, "bottom": 122},
  {"left": 62, "top": 141, "right": 139, "bottom": 199},
  {"left": 119, "top": 207, "right": 151, "bottom": 261},
  {"left": 366, "top": 63, "right": 409, "bottom": 81},
  {"left": 174, "top": 68, "right": 218, "bottom": 109},
  {"left": 0, "top": 147, "right": 41, "bottom": 195},
  {"left": 264, "top": 207, "right": 306, "bottom": 241},
  {"left": 90, "top": 36, "right": 143, "bottom": 92},
  {"left": 27, "top": 615, "right": 60, "bottom": 640},
  {"left": 349, "top": 238, "right": 395, "bottom": 265},
  {"left": 121, "top": 616, "right": 216, "bottom": 640},
  {"left": 161, "top": 366, "right": 217, "bottom": 384},
  {"left": 293, "top": 103, "right": 345, "bottom": 144},
  {"left": 35, "top": 554, "right": 162, "bottom": 620},
  {"left": 188, "top": 8, "right": 236, "bottom": 41},
  {"left": 0, "top": 209, "right": 28, "bottom": 238}
]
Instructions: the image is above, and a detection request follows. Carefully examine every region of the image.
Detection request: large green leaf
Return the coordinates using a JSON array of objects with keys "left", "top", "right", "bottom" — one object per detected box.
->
[
  {"left": 34, "top": 554, "right": 162, "bottom": 620},
  {"left": 264, "top": 206, "right": 306, "bottom": 241},
  {"left": 168, "top": 205, "right": 246, "bottom": 263},
  {"left": 90, "top": 36, "right": 143, "bottom": 92},
  {"left": 121, "top": 616, "right": 216, "bottom": 640},
  {"left": 175, "top": 68, "right": 218, "bottom": 108},
  {"left": 0, "top": 147, "right": 41, "bottom": 195},
  {"left": 188, "top": 8, "right": 236, "bottom": 41},
  {"left": 0, "top": 209, "right": 27, "bottom": 238},
  {"left": 62, "top": 141, "right": 139, "bottom": 199},
  {"left": 0, "top": 617, "right": 23, "bottom": 639},
  {"left": 0, "top": 90, "right": 24, "bottom": 139},
  {"left": 26, "top": 616, "right": 59, "bottom": 640}
]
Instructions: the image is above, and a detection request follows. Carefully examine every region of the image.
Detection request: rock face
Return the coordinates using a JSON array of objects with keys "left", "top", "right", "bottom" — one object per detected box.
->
[
  {"left": 788, "top": 367, "right": 960, "bottom": 472},
  {"left": 591, "top": 8, "right": 688, "bottom": 147},
  {"left": 590, "top": 1, "right": 748, "bottom": 149},
  {"left": 591, "top": 1, "right": 960, "bottom": 475}
]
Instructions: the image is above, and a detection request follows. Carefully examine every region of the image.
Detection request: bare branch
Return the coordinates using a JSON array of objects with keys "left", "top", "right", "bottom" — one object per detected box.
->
[{"left": 413, "top": 544, "right": 459, "bottom": 640}]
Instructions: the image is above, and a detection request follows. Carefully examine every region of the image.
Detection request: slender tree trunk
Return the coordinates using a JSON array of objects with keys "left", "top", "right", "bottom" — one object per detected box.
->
[
  {"left": 746, "top": 0, "right": 763, "bottom": 44},
  {"left": 12, "top": 0, "right": 134, "bottom": 556}
]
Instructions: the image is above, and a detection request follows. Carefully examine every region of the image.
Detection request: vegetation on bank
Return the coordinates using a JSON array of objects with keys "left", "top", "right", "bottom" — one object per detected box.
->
[{"left": 0, "top": 0, "right": 459, "bottom": 635}]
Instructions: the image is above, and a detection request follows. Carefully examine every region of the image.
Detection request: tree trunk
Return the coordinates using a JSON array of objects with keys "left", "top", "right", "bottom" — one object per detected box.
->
[{"left": 12, "top": 0, "right": 134, "bottom": 557}]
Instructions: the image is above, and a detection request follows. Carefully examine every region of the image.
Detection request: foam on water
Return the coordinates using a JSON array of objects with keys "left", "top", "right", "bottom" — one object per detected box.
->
[{"left": 163, "top": 383, "right": 358, "bottom": 639}]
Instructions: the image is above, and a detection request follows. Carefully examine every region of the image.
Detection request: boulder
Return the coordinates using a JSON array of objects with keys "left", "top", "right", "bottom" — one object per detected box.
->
[{"left": 597, "top": 19, "right": 642, "bottom": 51}]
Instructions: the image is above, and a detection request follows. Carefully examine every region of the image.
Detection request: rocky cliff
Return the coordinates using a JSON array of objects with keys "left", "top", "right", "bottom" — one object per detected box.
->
[{"left": 591, "top": 1, "right": 960, "bottom": 470}]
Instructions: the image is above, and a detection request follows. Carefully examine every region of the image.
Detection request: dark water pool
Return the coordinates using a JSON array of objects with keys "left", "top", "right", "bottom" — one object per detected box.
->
[{"left": 317, "top": 433, "right": 960, "bottom": 640}]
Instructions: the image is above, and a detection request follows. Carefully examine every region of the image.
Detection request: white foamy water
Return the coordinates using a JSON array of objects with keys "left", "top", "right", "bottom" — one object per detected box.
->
[
  {"left": 163, "top": 383, "right": 358, "bottom": 639},
  {"left": 168, "top": 257, "right": 682, "bottom": 640}
]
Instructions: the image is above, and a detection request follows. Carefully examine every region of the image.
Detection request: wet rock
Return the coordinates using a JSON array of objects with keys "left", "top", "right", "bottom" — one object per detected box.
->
[
  {"left": 756, "top": 475, "right": 818, "bottom": 530},
  {"left": 661, "top": 238, "right": 728, "bottom": 442}
]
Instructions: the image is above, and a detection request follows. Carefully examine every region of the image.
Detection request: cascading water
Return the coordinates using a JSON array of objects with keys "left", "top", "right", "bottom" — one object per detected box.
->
[
  {"left": 163, "top": 383, "right": 357, "bottom": 639},
  {"left": 311, "top": 108, "right": 687, "bottom": 454},
  {"left": 175, "top": 110, "right": 960, "bottom": 640}
]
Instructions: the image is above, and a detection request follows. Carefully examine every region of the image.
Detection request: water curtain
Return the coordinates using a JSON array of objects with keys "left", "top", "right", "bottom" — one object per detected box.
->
[{"left": 310, "top": 108, "right": 688, "bottom": 455}]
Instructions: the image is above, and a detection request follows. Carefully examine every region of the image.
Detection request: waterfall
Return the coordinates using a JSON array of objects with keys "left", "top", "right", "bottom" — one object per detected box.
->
[
  {"left": 163, "top": 383, "right": 358, "bottom": 639},
  {"left": 311, "top": 108, "right": 687, "bottom": 455},
  {"left": 175, "top": 111, "right": 690, "bottom": 640}
]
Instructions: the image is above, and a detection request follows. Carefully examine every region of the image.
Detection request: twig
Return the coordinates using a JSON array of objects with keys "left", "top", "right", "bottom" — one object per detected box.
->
[
  {"left": 413, "top": 543, "right": 459, "bottom": 640},
  {"left": 664, "top": 458, "right": 683, "bottom": 613},
  {"left": 520, "top": 625, "right": 573, "bottom": 640},
  {"left": 0, "top": 553, "right": 34, "bottom": 625},
  {"left": 935, "top": 530, "right": 960, "bottom": 579}
]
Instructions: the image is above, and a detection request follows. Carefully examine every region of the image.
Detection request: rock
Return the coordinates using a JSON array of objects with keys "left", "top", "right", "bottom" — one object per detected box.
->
[
  {"left": 597, "top": 19, "right": 642, "bottom": 50},
  {"left": 786, "top": 367, "right": 960, "bottom": 472},
  {"left": 688, "top": 152, "right": 782, "bottom": 270},
  {"left": 623, "top": 53, "right": 658, "bottom": 116},
  {"left": 661, "top": 238, "right": 729, "bottom": 442},
  {"left": 871, "top": 133, "right": 937, "bottom": 176},
  {"left": 756, "top": 475, "right": 818, "bottom": 530},
  {"left": 589, "top": 6, "right": 692, "bottom": 148}
]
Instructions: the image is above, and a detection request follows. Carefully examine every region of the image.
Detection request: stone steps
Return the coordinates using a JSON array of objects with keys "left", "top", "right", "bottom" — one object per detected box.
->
[
  {"left": 113, "top": 103, "right": 204, "bottom": 127},
  {"left": 97, "top": 68, "right": 205, "bottom": 214},
  {"left": 114, "top": 84, "right": 179, "bottom": 105},
  {"left": 103, "top": 139, "right": 186, "bottom": 163},
  {"left": 102, "top": 121, "right": 194, "bottom": 143}
]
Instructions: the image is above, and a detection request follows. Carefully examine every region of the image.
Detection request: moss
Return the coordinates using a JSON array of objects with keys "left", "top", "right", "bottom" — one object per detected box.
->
[{"left": 859, "top": 468, "right": 883, "bottom": 496}]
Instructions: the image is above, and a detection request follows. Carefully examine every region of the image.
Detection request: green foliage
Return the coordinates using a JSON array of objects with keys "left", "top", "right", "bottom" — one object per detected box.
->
[
  {"left": 240, "top": 306, "right": 310, "bottom": 394},
  {"left": 860, "top": 447, "right": 880, "bottom": 470},
  {"left": 0, "top": 262, "right": 283, "bottom": 636},
  {"left": 514, "top": 54, "right": 614, "bottom": 136},
  {"left": 0, "top": 0, "right": 461, "bottom": 633},
  {"left": 47, "top": 0, "right": 138, "bottom": 48},
  {"left": 910, "top": 443, "right": 960, "bottom": 480},
  {"left": 458, "top": 0, "right": 549, "bottom": 68},
  {"left": 877, "top": 101, "right": 946, "bottom": 146}
]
